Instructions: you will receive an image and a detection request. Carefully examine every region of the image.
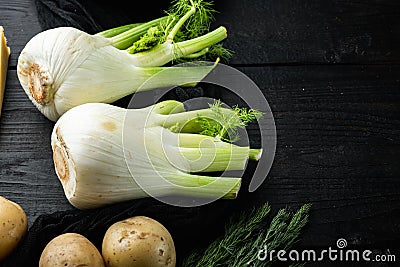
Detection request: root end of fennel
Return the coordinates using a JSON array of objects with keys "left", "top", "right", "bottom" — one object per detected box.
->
[
  {"left": 52, "top": 137, "right": 77, "bottom": 202},
  {"left": 53, "top": 144, "right": 69, "bottom": 183},
  {"left": 27, "top": 63, "right": 53, "bottom": 105}
]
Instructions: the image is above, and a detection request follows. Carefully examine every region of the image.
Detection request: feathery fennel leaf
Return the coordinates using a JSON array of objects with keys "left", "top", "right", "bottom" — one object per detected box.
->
[
  {"left": 167, "top": 0, "right": 216, "bottom": 40},
  {"left": 196, "top": 99, "right": 263, "bottom": 142},
  {"left": 182, "top": 203, "right": 312, "bottom": 267}
]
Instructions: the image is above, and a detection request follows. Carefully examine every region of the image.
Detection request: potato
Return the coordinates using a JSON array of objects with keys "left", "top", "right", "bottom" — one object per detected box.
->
[
  {"left": 0, "top": 196, "right": 28, "bottom": 261},
  {"left": 102, "top": 216, "right": 176, "bottom": 267},
  {"left": 39, "top": 233, "right": 105, "bottom": 267}
]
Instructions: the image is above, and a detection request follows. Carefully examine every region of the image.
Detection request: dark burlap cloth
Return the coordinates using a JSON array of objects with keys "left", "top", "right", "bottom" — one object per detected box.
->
[{"left": 3, "top": 1, "right": 263, "bottom": 265}]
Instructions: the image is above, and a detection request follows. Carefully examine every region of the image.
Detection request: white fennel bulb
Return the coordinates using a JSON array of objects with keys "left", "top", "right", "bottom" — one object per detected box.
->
[
  {"left": 17, "top": 0, "right": 230, "bottom": 121},
  {"left": 51, "top": 100, "right": 262, "bottom": 209}
]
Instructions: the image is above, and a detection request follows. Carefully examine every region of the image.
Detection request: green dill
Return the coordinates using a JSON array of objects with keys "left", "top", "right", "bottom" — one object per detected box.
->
[
  {"left": 207, "top": 44, "right": 234, "bottom": 62},
  {"left": 196, "top": 100, "right": 263, "bottom": 142},
  {"left": 182, "top": 203, "right": 312, "bottom": 267}
]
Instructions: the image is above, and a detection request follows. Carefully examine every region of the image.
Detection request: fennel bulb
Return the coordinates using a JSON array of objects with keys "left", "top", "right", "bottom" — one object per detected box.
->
[
  {"left": 17, "top": 0, "right": 231, "bottom": 121},
  {"left": 51, "top": 100, "right": 262, "bottom": 209}
]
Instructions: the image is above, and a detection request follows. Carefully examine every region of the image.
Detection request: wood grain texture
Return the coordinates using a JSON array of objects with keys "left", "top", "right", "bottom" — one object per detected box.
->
[
  {"left": 1, "top": 65, "right": 399, "bottom": 248},
  {"left": 214, "top": 0, "right": 400, "bottom": 65},
  {"left": 0, "top": 70, "right": 72, "bottom": 225},
  {"left": 210, "top": 65, "right": 400, "bottom": 248},
  {"left": 0, "top": 0, "right": 399, "bottom": 263},
  {"left": 0, "top": 0, "right": 42, "bottom": 67},
  {"left": 0, "top": 0, "right": 399, "bottom": 67}
]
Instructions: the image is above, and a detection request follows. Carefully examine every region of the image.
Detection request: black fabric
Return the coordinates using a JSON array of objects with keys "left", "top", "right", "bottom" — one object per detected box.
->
[
  {"left": 3, "top": 198, "right": 242, "bottom": 266},
  {"left": 2, "top": 1, "right": 261, "bottom": 266},
  {"left": 34, "top": 0, "right": 170, "bottom": 34}
]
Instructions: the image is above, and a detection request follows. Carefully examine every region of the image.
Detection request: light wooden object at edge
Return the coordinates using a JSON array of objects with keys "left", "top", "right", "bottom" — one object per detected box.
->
[{"left": 0, "top": 26, "right": 10, "bottom": 116}]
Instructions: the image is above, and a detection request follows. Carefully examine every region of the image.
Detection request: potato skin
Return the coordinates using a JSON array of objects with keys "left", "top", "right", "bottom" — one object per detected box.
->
[
  {"left": 0, "top": 196, "right": 28, "bottom": 261},
  {"left": 39, "top": 233, "right": 105, "bottom": 267},
  {"left": 102, "top": 216, "right": 176, "bottom": 267}
]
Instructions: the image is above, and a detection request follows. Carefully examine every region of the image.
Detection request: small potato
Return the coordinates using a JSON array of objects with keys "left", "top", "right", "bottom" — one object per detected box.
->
[
  {"left": 39, "top": 233, "right": 105, "bottom": 267},
  {"left": 0, "top": 196, "right": 28, "bottom": 261},
  {"left": 102, "top": 216, "right": 176, "bottom": 267}
]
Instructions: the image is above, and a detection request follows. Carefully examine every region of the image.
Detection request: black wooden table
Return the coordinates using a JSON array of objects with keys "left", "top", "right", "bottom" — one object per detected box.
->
[{"left": 0, "top": 0, "right": 399, "bottom": 266}]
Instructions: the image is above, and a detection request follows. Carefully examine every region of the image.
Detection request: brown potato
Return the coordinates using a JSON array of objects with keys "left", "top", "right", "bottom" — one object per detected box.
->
[
  {"left": 39, "top": 233, "right": 105, "bottom": 267},
  {"left": 102, "top": 216, "right": 176, "bottom": 267},
  {"left": 0, "top": 196, "right": 28, "bottom": 261}
]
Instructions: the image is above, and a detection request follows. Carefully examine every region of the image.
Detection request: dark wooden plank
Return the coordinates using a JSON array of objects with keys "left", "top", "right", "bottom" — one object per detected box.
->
[
  {"left": 214, "top": 0, "right": 400, "bottom": 64},
  {"left": 195, "top": 64, "right": 400, "bottom": 250},
  {"left": 1, "top": 64, "right": 399, "bottom": 252},
  {"left": 0, "top": 0, "right": 400, "bottom": 68},
  {"left": 0, "top": 0, "right": 42, "bottom": 67},
  {"left": 0, "top": 70, "right": 72, "bottom": 227},
  {"left": 227, "top": 64, "right": 400, "bottom": 250}
]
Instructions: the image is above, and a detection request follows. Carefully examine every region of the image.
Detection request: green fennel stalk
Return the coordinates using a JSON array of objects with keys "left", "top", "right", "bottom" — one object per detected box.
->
[{"left": 97, "top": 0, "right": 232, "bottom": 62}]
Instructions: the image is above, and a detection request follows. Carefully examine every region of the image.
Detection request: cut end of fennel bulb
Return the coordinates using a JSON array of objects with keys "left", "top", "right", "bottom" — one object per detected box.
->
[
  {"left": 52, "top": 139, "right": 77, "bottom": 201},
  {"left": 50, "top": 101, "right": 262, "bottom": 209},
  {"left": 26, "top": 63, "right": 53, "bottom": 105}
]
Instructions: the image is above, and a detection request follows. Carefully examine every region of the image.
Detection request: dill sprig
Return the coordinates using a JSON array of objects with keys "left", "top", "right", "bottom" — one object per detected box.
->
[
  {"left": 207, "top": 44, "right": 234, "bottom": 62},
  {"left": 181, "top": 203, "right": 312, "bottom": 267},
  {"left": 197, "top": 100, "right": 263, "bottom": 143}
]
